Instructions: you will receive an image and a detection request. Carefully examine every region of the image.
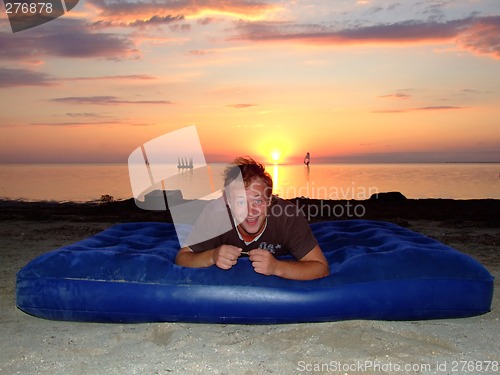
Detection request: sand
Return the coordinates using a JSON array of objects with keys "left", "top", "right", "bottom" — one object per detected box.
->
[{"left": 1, "top": 199, "right": 499, "bottom": 374}]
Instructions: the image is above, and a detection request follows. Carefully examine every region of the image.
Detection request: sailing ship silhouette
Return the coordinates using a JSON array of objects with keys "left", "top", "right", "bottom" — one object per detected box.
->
[{"left": 177, "top": 157, "right": 194, "bottom": 169}]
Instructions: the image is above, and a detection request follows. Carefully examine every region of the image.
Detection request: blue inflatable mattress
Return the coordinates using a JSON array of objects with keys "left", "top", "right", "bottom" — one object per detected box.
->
[{"left": 16, "top": 220, "right": 493, "bottom": 324}]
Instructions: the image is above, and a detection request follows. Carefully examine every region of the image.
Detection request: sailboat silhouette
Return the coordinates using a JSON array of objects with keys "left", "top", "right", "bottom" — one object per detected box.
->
[{"left": 304, "top": 152, "right": 310, "bottom": 166}]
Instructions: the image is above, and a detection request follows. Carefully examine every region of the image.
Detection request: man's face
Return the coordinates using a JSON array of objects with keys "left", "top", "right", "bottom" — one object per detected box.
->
[{"left": 228, "top": 177, "right": 270, "bottom": 235}]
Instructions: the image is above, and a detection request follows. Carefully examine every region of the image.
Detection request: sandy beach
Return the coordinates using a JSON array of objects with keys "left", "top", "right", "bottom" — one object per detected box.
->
[{"left": 1, "top": 198, "right": 499, "bottom": 374}]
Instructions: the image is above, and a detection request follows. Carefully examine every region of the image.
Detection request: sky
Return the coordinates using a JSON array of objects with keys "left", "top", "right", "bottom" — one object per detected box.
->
[{"left": 0, "top": 0, "right": 499, "bottom": 165}]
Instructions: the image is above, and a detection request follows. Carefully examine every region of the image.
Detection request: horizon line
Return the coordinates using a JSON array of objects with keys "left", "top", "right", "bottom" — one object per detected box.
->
[{"left": 1, "top": 160, "right": 499, "bottom": 165}]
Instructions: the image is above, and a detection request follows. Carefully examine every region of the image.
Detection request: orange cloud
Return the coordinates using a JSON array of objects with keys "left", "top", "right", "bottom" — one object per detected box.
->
[
  {"left": 50, "top": 96, "right": 172, "bottom": 105},
  {"left": 29, "top": 121, "right": 128, "bottom": 126},
  {"left": 378, "top": 93, "right": 412, "bottom": 100},
  {"left": 87, "top": 0, "right": 277, "bottom": 25},
  {"left": 60, "top": 74, "right": 156, "bottom": 81},
  {"left": 373, "top": 106, "right": 468, "bottom": 113},
  {"left": 456, "top": 16, "right": 500, "bottom": 59},
  {"left": 226, "top": 103, "right": 258, "bottom": 108}
]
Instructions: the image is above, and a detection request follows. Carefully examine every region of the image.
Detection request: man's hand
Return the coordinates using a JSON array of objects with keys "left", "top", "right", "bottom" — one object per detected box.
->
[
  {"left": 213, "top": 245, "right": 242, "bottom": 270},
  {"left": 247, "top": 245, "right": 329, "bottom": 280},
  {"left": 176, "top": 244, "right": 329, "bottom": 280},
  {"left": 175, "top": 245, "right": 241, "bottom": 269},
  {"left": 248, "top": 249, "right": 278, "bottom": 276}
]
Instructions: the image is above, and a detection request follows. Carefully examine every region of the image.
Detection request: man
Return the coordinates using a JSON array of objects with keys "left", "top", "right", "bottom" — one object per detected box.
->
[{"left": 175, "top": 157, "right": 329, "bottom": 280}]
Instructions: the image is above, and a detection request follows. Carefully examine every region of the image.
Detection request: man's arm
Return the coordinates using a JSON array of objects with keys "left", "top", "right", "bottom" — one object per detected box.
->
[
  {"left": 175, "top": 245, "right": 242, "bottom": 270},
  {"left": 249, "top": 244, "right": 329, "bottom": 280}
]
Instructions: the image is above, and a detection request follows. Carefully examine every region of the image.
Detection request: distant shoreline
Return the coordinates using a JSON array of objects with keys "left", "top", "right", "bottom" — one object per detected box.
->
[
  {"left": 1, "top": 161, "right": 499, "bottom": 165},
  {"left": 1, "top": 195, "right": 498, "bottom": 225}
]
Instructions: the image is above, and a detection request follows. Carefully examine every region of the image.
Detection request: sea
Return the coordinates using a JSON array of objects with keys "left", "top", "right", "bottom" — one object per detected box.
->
[{"left": 0, "top": 163, "right": 499, "bottom": 202}]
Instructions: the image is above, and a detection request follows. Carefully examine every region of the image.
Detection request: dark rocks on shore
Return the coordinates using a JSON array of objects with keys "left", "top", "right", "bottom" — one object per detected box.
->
[
  {"left": 0, "top": 198, "right": 172, "bottom": 223},
  {"left": 0, "top": 193, "right": 498, "bottom": 227},
  {"left": 291, "top": 197, "right": 499, "bottom": 226},
  {"left": 369, "top": 191, "right": 407, "bottom": 201}
]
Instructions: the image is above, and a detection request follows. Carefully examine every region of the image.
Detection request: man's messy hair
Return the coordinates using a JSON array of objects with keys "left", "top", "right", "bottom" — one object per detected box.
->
[{"left": 224, "top": 156, "right": 273, "bottom": 198}]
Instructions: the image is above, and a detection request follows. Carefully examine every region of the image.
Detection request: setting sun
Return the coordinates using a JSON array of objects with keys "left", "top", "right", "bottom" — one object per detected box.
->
[{"left": 271, "top": 150, "right": 281, "bottom": 163}]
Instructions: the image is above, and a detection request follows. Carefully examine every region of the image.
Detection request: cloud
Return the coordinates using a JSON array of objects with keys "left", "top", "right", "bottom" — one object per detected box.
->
[
  {"left": 92, "top": 14, "right": 186, "bottom": 29},
  {"left": 188, "top": 50, "right": 215, "bottom": 56},
  {"left": 419, "top": 0, "right": 449, "bottom": 22},
  {"left": 29, "top": 121, "right": 126, "bottom": 126},
  {"left": 379, "top": 92, "right": 412, "bottom": 100},
  {"left": 0, "top": 69, "right": 156, "bottom": 88},
  {"left": 0, "top": 19, "right": 137, "bottom": 61},
  {"left": 129, "top": 15, "right": 185, "bottom": 27},
  {"left": 50, "top": 96, "right": 172, "bottom": 105},
  {"left": 230, "top": 15, "right": 500, "bottom": 59},
  {"left": 0, "top": 68, "right": 56, "bottom": 88},
  {"left": 96, "top": 0, "right": 274, "bottom": 17},
  {"left": 61, "top": 75, "right": 156, "bottom": 82},
  {"left": 87, "top": 0, "right": 276, "bottom": 26},
  {"left": 230, "top": 18, "right": 466, "bottom": 43},
  {"left": 65, "top": 113, "right": 106, "bottom": 118},
  {"left": 416, "top": 106, "right": 467, "bottom": 111},
  {"left": 456, "top": 16, "right": 500, "bottom": 59},
  {"left": 197, "top": 17, "right": 218, "bottom": 26},
  {"left": 373, "top": 105, "right": 467, "bottom": 113},
  {"left": 29, "top": 118, "right": 155, "bottom": 126},
  {"left": 226, "top": 103, "right": 257, "bottom": 108}
]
